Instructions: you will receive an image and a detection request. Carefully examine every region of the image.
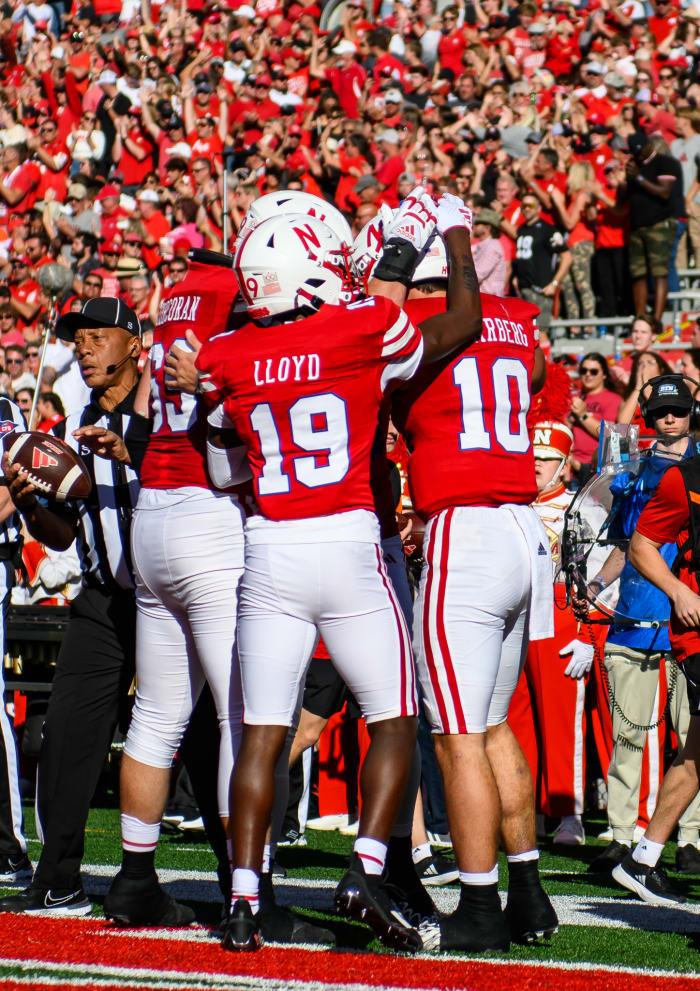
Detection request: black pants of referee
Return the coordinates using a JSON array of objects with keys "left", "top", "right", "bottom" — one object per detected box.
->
[
  {"left": 0, "top": 558, "right": 27, "bottom": 862},
  {"left": 33, "top": 583, "right": 227, "bottom": 894}
]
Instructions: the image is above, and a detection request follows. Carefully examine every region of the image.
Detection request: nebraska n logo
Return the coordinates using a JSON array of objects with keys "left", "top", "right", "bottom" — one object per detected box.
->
[
  {"left": 533, "top": 428, "right": 552, "bottom": 446},
  {"left": 32, "top": 448, "right": 58, "bottom": 469}
]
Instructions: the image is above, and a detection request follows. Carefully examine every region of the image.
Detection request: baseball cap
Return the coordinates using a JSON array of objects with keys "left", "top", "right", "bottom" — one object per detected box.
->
[
  {"left": 644, "top": 376, "right": 693, "bottom": 416},
  {"left": 101, "top": 240, "right": 122, "bottom": 254},
  {"left": 384, "top": 88, "right": 403, "bottom": 104},
  {"left": 124, "top": 231, "right": 142, "bottom": 243},
  {"left": 604, "top": 70, "right": 626, "bottom": 89},
  {"left": 474, "top": 207, "right": 501, "bottom": 230},
  {"left": 333, "top": 39, "right": 357, "bottom": 55},
  {"left": 528, "top": 21, "right": 547, "bottom": 33},
  {"left": 98, "top": 69, "right": 117, "bottom": 85},
  {"left": 488, "top": 13, "right": 508, "bottom": 27},
  {"left": 137, "top": 189, "right": 160, "bottom": 203},
  {"left": 379, "top": 127, "right": 400, "bottom": 144},
  {"left": 55, "top": 297, "right": 141, "bottom": 342},
  {"left": 354, "top": 175, "right": 380, "bottom": 192},
  {"left": 585, "top": 61, "right": 605, "bottom": 74},
  {"left": 627, "top": 131, "right": 648, "bottom": 155},
  {"left": 96, "top": 184, "right": 120, "bottom": 200},
  {"left": 67, "top": 182, "right": 87, "bottom": 199},
  {"left": 484, "top": 125, "right": 501, "bottom": 141}
]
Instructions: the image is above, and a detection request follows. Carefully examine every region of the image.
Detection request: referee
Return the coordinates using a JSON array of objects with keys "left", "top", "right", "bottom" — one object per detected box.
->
[
  {"left": 0, "top": 397, "right": 33, "bottom": 887},
  {"left": 0, "top": 298, "right": 156, "bottom": 916}
]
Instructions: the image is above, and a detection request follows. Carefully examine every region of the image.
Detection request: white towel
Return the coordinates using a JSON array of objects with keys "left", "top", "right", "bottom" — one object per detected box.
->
[{"left": 504, "top": 503, "right": 554, "bottom": 641}]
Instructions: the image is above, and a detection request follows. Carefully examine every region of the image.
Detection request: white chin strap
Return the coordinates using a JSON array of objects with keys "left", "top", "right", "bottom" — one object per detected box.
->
[{"left": 541, "top": 457, "right": 567, "bottom": 492}]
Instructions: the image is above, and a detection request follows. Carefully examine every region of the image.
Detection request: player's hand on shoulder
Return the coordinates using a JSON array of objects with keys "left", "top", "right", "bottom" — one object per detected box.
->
[
  {"left": 436, "top": 193, "right": 473, "bottom": 235},
  {"left": 72, "top": 426, "right": 130, "bottom": 464},
  {"left": 164, "top": 328, "right": 201, "bottom": 395},
  {"left": 1, "top": 451, "right": 37, "bottom": 510}
]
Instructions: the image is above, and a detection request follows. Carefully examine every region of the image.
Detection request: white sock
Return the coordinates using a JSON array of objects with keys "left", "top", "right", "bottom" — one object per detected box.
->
[
  {"left": 632, "top": 836, "right": 664, "bottom": 867},
  {"left": 121, "top": 813, "right": 160, "bottom": 853},
  {"left": 231, "top": 867, "right": 260, "bottom": 914},
  {"left": 506, "top": 849, "right": 539, "bottom": 864},
  {"left": 262, "top": 843, "right": 275, "bottom": 874},
  {"left": 354, "top": 837, "right": 387, "bottom": 876},
  {"left": 412, "top": 842, "right": 432, "bottom": 865},
  {"left": 459, "top": 864, "right": 498, "bottom": 885}
]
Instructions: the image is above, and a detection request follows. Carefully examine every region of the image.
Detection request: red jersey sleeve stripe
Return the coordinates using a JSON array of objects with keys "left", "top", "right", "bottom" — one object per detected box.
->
[{"left": 382, "top": 322, "right": 421, "bottom": 360}]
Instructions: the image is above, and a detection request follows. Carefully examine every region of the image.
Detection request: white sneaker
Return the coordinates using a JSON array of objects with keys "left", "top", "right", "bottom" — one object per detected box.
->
[
  {"left": 598, "top": 824, "right": 645, "bottom": 843},
  {"left": 178, "top": 816, "right": 205, "bottom": 833},
  {"left": 306, "top": 813, "right": 349, "bottom": 831},
  {"left": 338, "top": 818, "right": 359, "bottom": 836},
  {"left": 552, "top": 815, "right": 585, "bottom": 846},
  {"left": 426, "top": 830, "right": 453, "bottom": 849}
]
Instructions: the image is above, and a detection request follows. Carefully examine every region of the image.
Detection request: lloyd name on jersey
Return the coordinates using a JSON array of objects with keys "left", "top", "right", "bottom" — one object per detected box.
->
[{"left": 253, "top": 353, "right": 321, "bottom": 386}]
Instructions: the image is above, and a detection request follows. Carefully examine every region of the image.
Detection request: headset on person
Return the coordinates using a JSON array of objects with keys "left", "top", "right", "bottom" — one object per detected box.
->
[{"left": 638, "top": 374, "right": 700, "bottom": 431}]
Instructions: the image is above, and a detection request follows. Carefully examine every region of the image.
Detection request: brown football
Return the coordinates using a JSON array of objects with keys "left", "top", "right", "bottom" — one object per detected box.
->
[
  {"left": 398, "top": 511, "right": 426, "bottom": 555},
  {"left": 4, "top": 431, "right": 92, "bottom": 502}
]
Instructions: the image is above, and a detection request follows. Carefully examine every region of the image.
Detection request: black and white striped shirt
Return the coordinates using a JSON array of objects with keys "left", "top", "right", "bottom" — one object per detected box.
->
[
  {"left": 51, "top": 386, "right": 151, "bottom": 592},
  {"left": 0, "top": 397, "right": 26, "bottom": 549}
]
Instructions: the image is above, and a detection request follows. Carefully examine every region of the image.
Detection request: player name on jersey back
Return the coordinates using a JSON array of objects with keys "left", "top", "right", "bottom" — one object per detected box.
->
[
  {"left": 394, "top": 293, "right": 540, "bottom": 518},
  {"left": 253, "top": 353, "right": 321, "bottom": 386},
  {"left": 139, "top": 261, "right": 239, "bottom": 490},
  {"left": 196, "top": 296, "right": 423, "bottom": 523}
]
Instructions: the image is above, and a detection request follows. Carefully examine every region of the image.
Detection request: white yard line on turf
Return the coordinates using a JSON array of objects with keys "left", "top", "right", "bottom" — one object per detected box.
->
[{"left": 76, "top": 865, "right": 700, "bottom": 934}]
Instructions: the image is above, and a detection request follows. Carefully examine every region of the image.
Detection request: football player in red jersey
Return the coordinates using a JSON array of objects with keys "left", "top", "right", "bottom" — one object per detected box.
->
[
  {"left": 98, "top": 251, "right": 250, "bottom": 928},
  {"left": 191, "top": 191, "right": 481, "bottom": 953},
  {"left": 391, "top": 237, "right": 558, "bottom": 954}
]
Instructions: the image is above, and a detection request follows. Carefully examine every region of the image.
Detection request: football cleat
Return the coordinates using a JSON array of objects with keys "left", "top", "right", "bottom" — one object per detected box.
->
[
  {"left": 334, "top": 854, "right": 422, "bottom": 953},
  {"left": 420, "top": 904, "right": 510, "bottom": 953},
  {"left": 612, "top": 854, "right": 686, "bottom": 905},
  {"left": 0, "top": 883, "right": 92, "bottom": 916},
  {"left": 221, "top": 898, "right": 263, "bottom": 952},
  {"left": 675, "top": 844, "right": 700, "bottom": 875},
  {"left": 587, "top": 840, "right": 630, "bottom": 874},
  {"left": 259, "top": 872, "right": 334, "bottom": 945},
  {"left": 0, "top": 854, "right": 33, "bottom": 885},
  {"left": 505, "top": 862, "right": 558, "bottom": 944},
  {"left": 104, "top": 870, "right": 195, "bottom": 926}
]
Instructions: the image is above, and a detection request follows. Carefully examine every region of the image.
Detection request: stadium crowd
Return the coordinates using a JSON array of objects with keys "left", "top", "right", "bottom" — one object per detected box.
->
[{"left": 3, "top": 0, "right": 700, "bottom": 960}]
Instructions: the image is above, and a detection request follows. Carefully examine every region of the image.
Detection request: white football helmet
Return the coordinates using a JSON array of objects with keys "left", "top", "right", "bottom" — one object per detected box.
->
[
  {"left": 412, "top": 230, "right": 448, "bottom": 284},
  {"left": 234, "top": 213, "right": 359, "bottom": 320},
  {"left": 237, "top": 191, "right": 353, "bottom": 248}
]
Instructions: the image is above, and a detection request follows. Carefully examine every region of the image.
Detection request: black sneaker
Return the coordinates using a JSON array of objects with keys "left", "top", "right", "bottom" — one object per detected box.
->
[
  {"left": 0, "top": 882, "right": 91, "bottom": 916},
  {"left": 675, "top": 844, "right": 700, "bottom": 875},
  {"left": 413, "top": 851, "right": 459, "bottom": 887},
  {"left": 222, "top": 898, "right": 263, "bottom": 952},
  {"left": 0, "top": 854, "right": 33, "bottom": 885},
  {"left": 613, "top": 853, "right": 686, "bottom": 905},
  {"left": 104, "top": 870, "right": 196, "bottom": 926},
  {"left": 419, "top": 884, "right": 509, "bottom": 953},
  {"left": 259, "top": 872, "right": 334, "bottom": 945},
  {"left": 505, "top": 874, "right": 558, "bottom": 944},
  {"left": 334, "top": 853, "right": 421, "bottom": 953},
  {"left": 587, "top": 840, "right": 631, "bottom": 874},
  {"left": 277, "top": 829, "right": 307, "bottom": 848}
]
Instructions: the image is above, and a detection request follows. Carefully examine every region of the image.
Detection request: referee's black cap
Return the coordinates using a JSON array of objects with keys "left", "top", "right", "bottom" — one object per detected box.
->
[{"left": 55, "top": 297, "right": 141, "bottom": 342}]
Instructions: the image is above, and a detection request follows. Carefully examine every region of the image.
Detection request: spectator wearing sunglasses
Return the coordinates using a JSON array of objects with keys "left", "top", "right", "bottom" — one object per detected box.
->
[
  {"left": 0, "top": 307, "right": 23, "bottom": 348},
  {"left": 569, "top": 353, "right": 621, "bottom": 479}
]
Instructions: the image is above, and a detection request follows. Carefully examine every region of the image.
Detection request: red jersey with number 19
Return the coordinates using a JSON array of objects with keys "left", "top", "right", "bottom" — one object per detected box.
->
[
  {"left": 196, "top": 295, "right": 423, "bottom": 522},
  {"left": 392, "top": 293, "right": 539, "bottom": 518},
  {"left": 139, "top": 261, "right": 239, "bottom": 490}
]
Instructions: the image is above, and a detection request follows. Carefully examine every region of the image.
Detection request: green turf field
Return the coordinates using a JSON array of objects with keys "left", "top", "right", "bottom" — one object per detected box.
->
[{"left": 7, "top": 800, "right": 700, "bottom": 974}]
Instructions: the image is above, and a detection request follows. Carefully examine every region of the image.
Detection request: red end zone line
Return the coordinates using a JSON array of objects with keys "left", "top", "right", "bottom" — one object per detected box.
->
[{"left": 2, "top": 916, "right": 700, "bottom": 991}]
